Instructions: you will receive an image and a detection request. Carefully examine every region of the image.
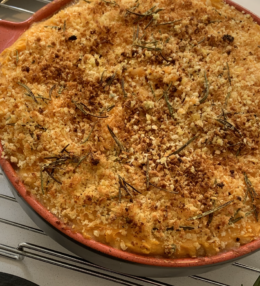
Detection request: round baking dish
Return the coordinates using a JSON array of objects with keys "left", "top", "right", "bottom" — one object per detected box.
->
[{"left": 1, "top": 0, "right": 260, "bottom": 278}]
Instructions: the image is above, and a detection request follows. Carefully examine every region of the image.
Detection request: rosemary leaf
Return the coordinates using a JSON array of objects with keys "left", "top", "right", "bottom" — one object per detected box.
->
[
  {"left": 199, "top": 72, "right": 209, "bottom": 104},
  {"left": 58, "top": 85, "right": 64, "bottom": 94},
  {"left": 133, "top": 44, "right": 162, "bottom": 51},
  {"left": 215, "top": 119, "right": 242, "bottom": 137},
  {"left": 167, "top": 135, "right": 198, "bottom": 157},
  {"left": 121, "top": 79, "right": 127, "bottom": 97},
  {"left": 63, "top": 20, "right": 66, "bottom": 32},
  {"left": 18, "top": 82, "right": 38, "bottom": 104},
  {"left": 123, "top": 178, "right": 142, "bottom": 194},
  {"left": 103, "top": 72, "right": 116, "bottom": 89},
  {"left": 82, "top": 122, "right": 97, "bottom": 144},
  {"left": 159, "top": 52, "right": 173, "bottom": 63},
  {"left": 74, "top": 155, "right": 88, "bottom": 170},
  {"left": 144, "top": 18, "right": 153, "bottom": 30},
  {"left": 225, "top": 92, "right": 231, "bottom": 108},
  {"left": 157, "top": 19, "right": 183, "bottom": 26},
  {"left": 101, "top": 0, "right": 119, "bottom": 6},
  {"left": 44, "top": 26, "right": 61, "bottom": 30},
  {"left": 107, "top": 125, "right": 126, "bottom": 152},
  {"left": 49, "top": 84, "right": 56, "bottom": 99},
  {"left": 45, "top": 169, "right": 62, "bottom": 184},
  {"left": 118, "top": 175, "right": 133, "bottom": 198},
  {"left": 148, "top": 81, "right": 156, "bottom": 99},
  {"left": 72, "top": 100, "right": 108, "bottom": 118},
  {"left": 100, "top": 70, "right": 106, "bottom": 83},
  {"left": 244, "top": 173, "right": 257, "bottom": 202},
  {"left": 60, "top": 144, "right": 70, "bottom": 153},
  {"left": 188, "top": 200, "right": 233, "bottom": 221}
]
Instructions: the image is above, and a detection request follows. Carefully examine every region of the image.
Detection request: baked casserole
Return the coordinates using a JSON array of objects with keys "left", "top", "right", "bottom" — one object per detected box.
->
[{"left": 0, "top": 0, "right": 260, "bottom": 258}]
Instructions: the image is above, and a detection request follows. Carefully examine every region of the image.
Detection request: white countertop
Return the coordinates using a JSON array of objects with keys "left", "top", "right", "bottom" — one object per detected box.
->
[{"left": 1, "top": 1, "right": 260, "bottom": 285}]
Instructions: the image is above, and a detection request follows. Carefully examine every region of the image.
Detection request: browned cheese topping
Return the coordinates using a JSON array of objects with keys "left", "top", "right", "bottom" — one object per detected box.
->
[{"left": 0, "top": 0, "right": 260, "bottom": 258}]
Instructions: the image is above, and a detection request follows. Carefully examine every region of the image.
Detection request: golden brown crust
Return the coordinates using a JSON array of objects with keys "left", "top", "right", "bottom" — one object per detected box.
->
[{"left": 0, "top": 0, "right": 260, "bottom": 258}]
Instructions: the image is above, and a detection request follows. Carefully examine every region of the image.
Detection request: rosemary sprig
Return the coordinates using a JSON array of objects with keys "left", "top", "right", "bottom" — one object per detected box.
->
[
  {"left": 157, "top": 19, "right": 183, "bottom": 26},
  {"left": 122, "top": 177, "right": 142, "bottom": 194},
  {"left": 118, "top": 175, "right": 133, "bottom": 198},
  {"left": 149, "top": 182, "right": 178, "bottom": 194},
  {"left": 148, "top": 81, "right": 156, "bottom": 99},
  {"left": 72, "top": 100, "right": 108, "bottom": 118},
  {"left": 44, "top": 26, "right": 61, "bottom": 30},
  {"left": 227, "top": 62, "right": 231, "bottom": 86},
  {"left": 16, "top": 50, "right": 19, "bottom": 65},
  {"left": 225, "top": 92, "right": 231, "bottom": 108},
  {"left": 82, "top": 122, "right": 97, "bottom": 144},
  {"left": 100, "top": 70, "right": 106, "bottom": 83},
  {"left": 103, "top": 72, "right": 116, "bottom": 89},
  {"left": 126, "top": 6, "right": 164, "bottom": 18},
  {"left": 121, "top": 79, "right": 127, "bottom": 97},
  {"left": 199, "top": 72, "right": 209, "bottom": 104},
  {"left": 49, "top": 84, "right": 56, "bottom": 99},
  {"left": 167, "top": 135, "right": 198, "bottom": 157},
  {"left": 45, "top": 169, "right": 62, "bottom": 184},
  {"left": 228, "top": 208, "right": 242, "bottom": 225},
  {"left": 146, "top": 157, "right": 149, "bottom": 189},
  {"left": 144, "top": 18, "right": 153, "bottom": 30},
  {"left": 133, "top": 44, "right": 162, "bottom": 51},
  {"left": 188, "top": 200, "right": 234, "bottom": 221},
  {"left": 107, "top": 125, "right": 126, "bottom": 152},
  {"left": 60, "top": 144, "right": 70, "bottom": 154},
  {"left": 244, "top": 173, "right": 257, "bottom": 202},
  {"left": 163, "top": 82, "right": 174, "bottom": 119},
  {"left": 74, "top": 154, "right": 88, "bottom": 170},
  {"left": 207, "top": 199, "right": 216, "bottom": 226},
  {"left": 215, "top": 119, "right": 242, "bottom": 137},
  {"left": 18, "top": 82, "right": 38, "bottom": 104},
  {"left": 63, "top": 20, "right": 66, "bottom": 32}
]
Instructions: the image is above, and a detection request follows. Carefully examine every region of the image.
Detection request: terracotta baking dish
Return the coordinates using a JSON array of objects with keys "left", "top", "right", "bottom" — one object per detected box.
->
[{"left": 1, "top": 0, "right": 260, "bottom": 277}]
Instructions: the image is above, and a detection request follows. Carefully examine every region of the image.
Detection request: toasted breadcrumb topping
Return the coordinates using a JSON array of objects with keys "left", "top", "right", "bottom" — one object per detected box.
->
[{"left": 0, "top": 0, "right": 260, "bottom": 258}]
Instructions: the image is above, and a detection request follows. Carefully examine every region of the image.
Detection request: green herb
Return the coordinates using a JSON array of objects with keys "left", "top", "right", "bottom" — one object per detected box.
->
[
  {"left": 82, "top": 122, "right": 97, "bottom": 144},
  {"left": 15, "top": 50, "right": 19, "bottom": 65},
  {"left": 163, "top": 82, "right": 174, "bottom": 119},
  {"left": 121, "top": 79, "right": 127, "bottom": 97},
  {"left": 107, "top": 125, "right": 126, "bottom": 152},
  {"left": 44, "top": 26, "right": 61, "bottom": 30},
  {"left": 118, "top": 175, "right": 133, "bottom": 198},
  {"left": 72, "top": 100, "right": 108, "bottom": 118},
  {"left": 229, "top": 208, "right": 242, "bottom": 225},
  {"left": 36, "top": 95, "right": 51, "bottom": 103},
  {"left": 122, "top": 177, "right": 142, "bottom": 194},
  {"left": 83, "top": 0, "right": 92, "bottom": 2},
  {"left": 63, "top": 20, "right": 66, "bottom": 32},
  {"left": 216, "top": 119, "right": 242, "bottom": 137},
  {"left": 103, "top": 72, "right": 116, "bottom": 89},
  {"left": 100, "top": 70, "right": 106, "bottom": 83},
  {"left": 159, "top": 52, "right": 173, "bottom": 63},
  {"left": 126, "top": 6, "right": 164, "bottom": 18},
  {"left": 148, "top": 81, "right": 156, "bottom": 99},
  {"left": 167, "top": 135, "right": 198, "bottom": 157},
  {"left": 144, "top": 18, "right": 153, "bottom": 30},
  {"left": 244, "top": 173, "right": 257, "bottom": 202},
  {"left": 179, "top": 226, "right": 194, "bottom": 230},
  {"left": 149, "top": 182, "right": 178, "bottom": 194},
  {"left": 227, "top": 62, "right": 231, "bottom": 86},
  {"left": 199, "top": 72, "right": 209, "bottom": 104},
  {"left": 188, "top": 200, "right": 234, "bottom": 221},
  {"left": 74, "top": 155, "right": 88, "bottom": 171},
  {"left": 18, "top": 82, "right": 38, "bottom": 104},
  {"left": 105, "top": 104, "right": 116, "bottom": 112},
  {"left": 49, "top": 84, "right": 56, "bottom": 99},
  {"left": 45, "top": 169, "right": 62, "bottom": 184},
  {"left": 207, "top": 199, "right": 216, "bottom": 226},
  {"left": 146, "top": 157, "right": 149, "bottom": 189},
  {"left": 133, "top": 44, "right": 162, "bottom": 51},
  {"left": 253, "top": 204, "right": 259, "bottom": 222},
  {"left": 60, "top": 144, "right": 70, "bottom": 154},
  {"left": 157, "top": 19, "right": 182, "bottom": 26},
  {"left": 225, "top": 92, "right": 231, "bottom": 108},
  {"left": 212, "top": 7, "right": 222, "bottom": 15}
]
